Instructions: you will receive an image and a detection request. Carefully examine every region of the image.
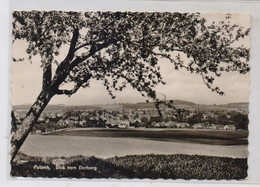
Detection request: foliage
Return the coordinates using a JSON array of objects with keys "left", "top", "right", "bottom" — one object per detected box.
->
[
  {"left": 11, "top": 111, "right": 18, "bottom": 133},
  {"left": 232, "top": 112, "right": 249, "bottom": 130},
  {"left": 11, "top": 153, "right": 247, "bottom": 179},
  {"left": 13, "top": 11, "right": 250, "bottom": 100}
]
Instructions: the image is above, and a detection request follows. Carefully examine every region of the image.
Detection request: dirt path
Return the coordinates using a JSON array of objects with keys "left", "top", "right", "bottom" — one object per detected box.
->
[{"left": 20, "top": 135, "right": 248, "bottom": 158}]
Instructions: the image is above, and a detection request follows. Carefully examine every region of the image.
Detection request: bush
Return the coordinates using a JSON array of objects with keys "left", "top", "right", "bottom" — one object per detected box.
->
[{"left": 11, "top": 154, "right": 247, "bottom": 180}]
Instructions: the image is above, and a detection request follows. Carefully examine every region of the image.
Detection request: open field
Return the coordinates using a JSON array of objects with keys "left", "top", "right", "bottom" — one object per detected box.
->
[
  {"left": 48, "top": 128, "right": 248, "bottom": 145},
  {"left": 15, "top": 128, "right": 248, "bottom": 179},
  {"left": 20, "top": 134, "right": 248, "bottom": 159}
]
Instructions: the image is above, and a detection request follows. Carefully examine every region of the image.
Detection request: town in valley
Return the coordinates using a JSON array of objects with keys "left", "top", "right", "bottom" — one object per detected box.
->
[{"left": 12, "top": 100, "right": 249, "bottom": 134}]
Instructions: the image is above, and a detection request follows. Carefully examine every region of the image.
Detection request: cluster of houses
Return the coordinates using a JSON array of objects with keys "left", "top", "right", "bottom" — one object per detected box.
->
[
  {"left": 13, "top": 107, "right": 240, "bottom": 134},
  {"left": 106, "top": 120, "right": 236, "bottom": 130}
]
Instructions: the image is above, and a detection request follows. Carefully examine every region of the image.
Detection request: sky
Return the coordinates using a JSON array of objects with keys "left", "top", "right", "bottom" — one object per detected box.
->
[{"left": 11, "top": 13, "right": 250, "bottom": 106}]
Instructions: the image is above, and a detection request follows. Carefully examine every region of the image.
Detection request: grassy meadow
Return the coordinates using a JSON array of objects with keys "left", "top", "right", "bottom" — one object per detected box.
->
[{"left": 11, "top": 153, "right": 247, "bottom": 180}]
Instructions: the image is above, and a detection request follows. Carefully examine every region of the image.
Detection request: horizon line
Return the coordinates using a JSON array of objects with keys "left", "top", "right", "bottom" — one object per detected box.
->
[{"left": 12, "top": 100, "right": 249, "bottom": 107}]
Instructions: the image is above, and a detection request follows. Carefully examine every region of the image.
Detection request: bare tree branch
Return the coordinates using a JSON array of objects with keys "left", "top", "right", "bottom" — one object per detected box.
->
[
  {"left": 66, "top": 28, "right": 80, "bottom": 60},
  {"left": 56, "top": 87, "right": 80, "bottom": 96},
  {"left": 70, "top": 40, "right": 116, "bottom": 71},
  {"left": 55, "top": 28, "right": 79, "bottom": 74},
  {"left": 74, "top": 20, "right": 117, "bottom": 51},
  {"left": 56, "top": 74, "right": 92, "bottom": 96}
]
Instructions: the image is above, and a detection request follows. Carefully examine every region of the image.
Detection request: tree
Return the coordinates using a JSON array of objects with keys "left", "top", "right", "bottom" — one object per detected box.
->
[
  {"left": 11, "top": 11, "right": 250, "bottom": 162},
  {"left": 217, "top": 114, "right": 231, "bottom": 126},
  {"left": 141, "top": 117, "right": 149, "bottom": 123},
  {"left": 11, "top": 111, "right": 18, "bottom": 133},
  {"left": 122, "top": 114, "right": 129, "bottom": 120},
  {"left": 232, "top": 113, "right": 249, "bottom": 130}
]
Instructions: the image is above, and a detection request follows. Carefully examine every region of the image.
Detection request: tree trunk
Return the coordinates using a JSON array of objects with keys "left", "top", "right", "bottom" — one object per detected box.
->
[
  {"left": 42, "top": 60, "right": 52, "bottom": 91},
  {"left": 10, "top": 90, "right": 55, "bottom": 162}
]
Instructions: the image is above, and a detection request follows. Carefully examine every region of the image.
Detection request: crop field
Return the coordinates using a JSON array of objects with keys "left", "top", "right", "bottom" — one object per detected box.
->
[{"left": 48, "top": 128, "right": 248, "bottom": 146}]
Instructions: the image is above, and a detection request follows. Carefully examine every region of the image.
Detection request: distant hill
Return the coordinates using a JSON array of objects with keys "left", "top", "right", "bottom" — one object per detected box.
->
[
  {"left": 226, "top": 102, "right": 249, "bottom": 107},
  {"left": 120, "top": 100, "right": 248, "bottom": 112},
  {"left": 12, "top": 100, "right": 248, "bottom": 112},
  {"left": 13, "top": 104, "right": 101, "bottom": 111},
  {"left": 169, "top": 100, "right": 196, "bottom": 106},
  {"left": 95, "top": 104, "right": 123, "bottom": 110},
  {"left": 64, "top": 105, "right": 101, "bottom": 111},
  {"left": 13, "top": 104, "right": 69, "bottom": 111},
  {"left": 121, "top": 99, "right": 195, "bottom": 110},
  {"left": 12, "top": 105, "right": 32, "bottom": 111}
]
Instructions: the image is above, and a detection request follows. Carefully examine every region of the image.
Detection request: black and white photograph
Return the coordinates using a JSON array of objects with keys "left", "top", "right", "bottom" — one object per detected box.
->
[{"left": 10, "top": 11, "right": 250, "bottom": 180}]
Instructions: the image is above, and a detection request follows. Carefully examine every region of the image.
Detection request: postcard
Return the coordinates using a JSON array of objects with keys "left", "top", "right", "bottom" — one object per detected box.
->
[{"left": 11, "top": 11, "right": 250, "bottom": 180}]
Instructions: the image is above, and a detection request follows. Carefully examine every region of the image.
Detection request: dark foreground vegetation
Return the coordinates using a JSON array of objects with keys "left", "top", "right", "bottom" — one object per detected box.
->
[{"left": 11, "top": 153, "right": 247, "bottom": 180}]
